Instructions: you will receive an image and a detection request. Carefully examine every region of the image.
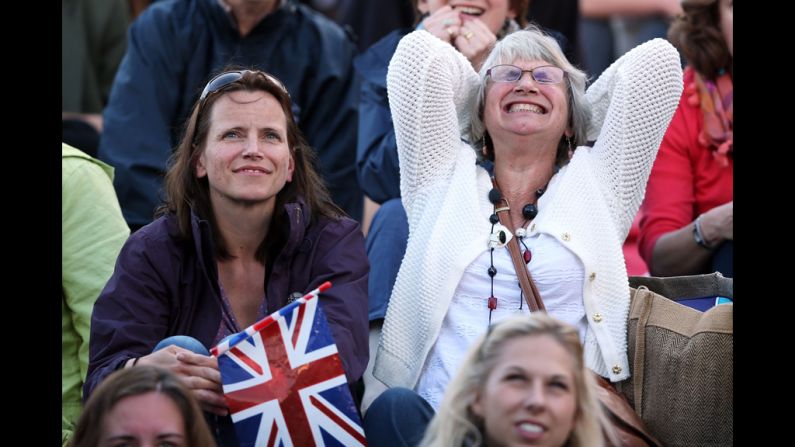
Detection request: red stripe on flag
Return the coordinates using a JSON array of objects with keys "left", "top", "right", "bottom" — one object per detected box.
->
[
  {"left": 230, "top": 346, "right": 263, "bottom": 375},
  {"left": 267, "top": 419, "right": 278, "bottom": 447},
  {"left": 252, "top": 315, "right": 276, "bottom": 333},
  {"left": 310, "top": 395, "right": 368, "bottom": 445},
  {"left": 291, "top": 302, "right": 306, "bottom": 348}
]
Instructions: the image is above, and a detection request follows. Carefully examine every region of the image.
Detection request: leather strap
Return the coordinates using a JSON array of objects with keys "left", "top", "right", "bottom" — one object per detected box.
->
[
  {"left": 489, "top": 180, "right": 660, "bottom": 447},
  {"left": 490, "top": 178, "right": 545, "bottom": 313}
]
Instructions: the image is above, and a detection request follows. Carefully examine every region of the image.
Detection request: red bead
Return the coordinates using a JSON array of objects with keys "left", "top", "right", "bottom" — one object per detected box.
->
[
  {"left": 488, "top": 296, "right": 498, "bottom": 310},
  {"left": 523, "top": 249, "right": 532, "bottom": 263}
]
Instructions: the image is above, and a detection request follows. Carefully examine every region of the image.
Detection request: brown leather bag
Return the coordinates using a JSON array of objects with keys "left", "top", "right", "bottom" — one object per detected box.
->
[{"left": 494, "top": 201, "right": 661, "bottom": 447}]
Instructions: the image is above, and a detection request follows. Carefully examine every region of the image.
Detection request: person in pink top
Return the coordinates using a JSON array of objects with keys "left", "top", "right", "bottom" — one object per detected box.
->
[{"left": 639, "top": 0, "right": 732, "bottom": 277}]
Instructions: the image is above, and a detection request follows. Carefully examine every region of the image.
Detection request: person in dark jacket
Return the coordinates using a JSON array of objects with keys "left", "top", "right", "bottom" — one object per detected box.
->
[
  {"left": 86, "top": 70, "right": 369, "bottom": 444},
  {"left": 355, "top": 0, "right": 528, "bottom": 326},
  {"left": 98, "top": 0, "right": 362, "bottom": 230}
]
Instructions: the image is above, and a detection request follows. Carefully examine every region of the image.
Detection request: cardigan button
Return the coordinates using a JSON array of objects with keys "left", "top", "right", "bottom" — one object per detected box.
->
[
  {"left": 593, "top": 313, "right": 603, "bottom": 322},
  {"left": 561, "top": 232, "right": 571, "bottom": 241},
  {"left": 589, "top": 272, "right": 596, "bottom": 281},
  {"left": 612, "top": 365, "right": 622, "bottom": 375}
]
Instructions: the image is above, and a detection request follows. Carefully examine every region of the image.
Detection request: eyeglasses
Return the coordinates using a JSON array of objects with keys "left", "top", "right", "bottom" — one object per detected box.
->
[
  {"left": 486, "top": 64, "right": 565, "bottom": 84},
  {"left": 199, "top": 70, "right": 290, "bottom": 102}
]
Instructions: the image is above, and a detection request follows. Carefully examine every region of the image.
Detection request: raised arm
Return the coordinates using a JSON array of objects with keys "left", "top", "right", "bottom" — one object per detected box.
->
[
  {"left": 584, "top": 38, "right": 683, "bottom": 239},
  {"left": 386, "top": 30, "right": 480, "bottom": 212},
  {"left": 296, "top": 25, "right": 363, "bottom": 219},
  {"left": 355, "top": 70, "right": 402, "bottom": 204}
]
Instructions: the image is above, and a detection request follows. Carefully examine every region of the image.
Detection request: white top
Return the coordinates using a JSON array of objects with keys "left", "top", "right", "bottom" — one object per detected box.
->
[
  {"left": 416, "top": 232, "right": 587, "bottom": 409},
  {"left": 369, "top": 30, "right": 682, "bottom": 391}
]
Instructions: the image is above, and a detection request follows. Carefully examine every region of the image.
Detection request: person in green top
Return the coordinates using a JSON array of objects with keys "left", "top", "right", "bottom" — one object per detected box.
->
[{"left": 62, "top": 143, "right": 130, "bottom": 445}]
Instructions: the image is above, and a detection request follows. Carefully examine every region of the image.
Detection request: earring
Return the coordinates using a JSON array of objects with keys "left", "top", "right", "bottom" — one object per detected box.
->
[{"left": 566, "top": 136, "right": 574, "bottom": 159}]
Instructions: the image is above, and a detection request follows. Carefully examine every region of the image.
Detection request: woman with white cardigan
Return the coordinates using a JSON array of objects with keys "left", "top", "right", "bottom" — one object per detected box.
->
[{"left": 362, "top": 25, "right": 682, "bottom": 446}]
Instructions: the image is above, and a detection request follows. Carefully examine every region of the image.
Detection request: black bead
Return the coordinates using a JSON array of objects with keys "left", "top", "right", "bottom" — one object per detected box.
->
[
  {"left": 488, "top": 266, "right": 497, "bottom": 277},
  {"left": 498, "top": 230, "right": 506, "bottom": 244},
  {"left": 488, "top": 188, "right": 502, "bottom": 204},
  {"left": 522, "top": 203, "right": 538, "bottom": 220},
  {"left": 489, "top": 213, "right": 499, "bottom": 224}
]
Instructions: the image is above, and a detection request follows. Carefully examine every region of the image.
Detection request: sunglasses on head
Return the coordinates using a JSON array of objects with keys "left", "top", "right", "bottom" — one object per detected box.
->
[{"left": 199, "top": 70, "right": 290, "bottom": 102}]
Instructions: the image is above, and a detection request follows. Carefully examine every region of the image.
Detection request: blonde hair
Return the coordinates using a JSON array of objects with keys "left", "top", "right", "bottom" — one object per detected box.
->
[{"left": 419, "top": 314, "right": 609, "bottom": 447}]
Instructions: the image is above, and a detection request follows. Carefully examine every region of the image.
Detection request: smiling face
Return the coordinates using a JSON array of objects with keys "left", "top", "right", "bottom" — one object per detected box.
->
[
  {"left": 418, "top": 0, "right": 516, "bottom": 34},
  {"left": 101, "top": 392, "right": 186, "bottom": 447},
  {"left": 195, "top": 90, "right": 294, "bottom": 211},
  {"left": 483, "top": 59, "right": 571, "bottom": 147},
  {"left": 471, "top": 334, "right": 578, "bottom": 447}
]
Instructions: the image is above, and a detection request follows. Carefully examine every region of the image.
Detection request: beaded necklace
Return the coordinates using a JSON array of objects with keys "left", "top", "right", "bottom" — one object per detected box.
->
[{"left": 480, "top": 160, "right": 559, "bottom": 323}]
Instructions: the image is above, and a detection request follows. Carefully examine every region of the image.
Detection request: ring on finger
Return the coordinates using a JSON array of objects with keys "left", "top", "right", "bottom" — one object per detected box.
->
[
  {"left": 464, "top": 31, "right": 474, "bottom": 40},
  {"left": 446, "top": 27, "right": 456, "bottom": 37}
]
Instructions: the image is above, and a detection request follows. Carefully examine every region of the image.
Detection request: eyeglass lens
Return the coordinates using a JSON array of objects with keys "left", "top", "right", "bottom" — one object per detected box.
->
[{"left": 489, "top": 65, "right": 563, "bottom": 84}]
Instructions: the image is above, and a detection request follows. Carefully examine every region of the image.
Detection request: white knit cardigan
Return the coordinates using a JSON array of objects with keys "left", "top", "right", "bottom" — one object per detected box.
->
[{"left": 371, "top": 31, "right": 682, "bottom": 389}]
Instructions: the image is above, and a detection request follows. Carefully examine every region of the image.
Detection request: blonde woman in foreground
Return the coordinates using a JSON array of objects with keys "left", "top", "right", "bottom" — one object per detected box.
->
[{"left": 420, "top": 314, "right": 611, "bottom": 447}]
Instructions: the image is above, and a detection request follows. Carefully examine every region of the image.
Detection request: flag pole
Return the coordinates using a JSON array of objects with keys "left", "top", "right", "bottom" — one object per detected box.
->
[{"left": 210, "top": 281, "right": 332, "bottom": 357}]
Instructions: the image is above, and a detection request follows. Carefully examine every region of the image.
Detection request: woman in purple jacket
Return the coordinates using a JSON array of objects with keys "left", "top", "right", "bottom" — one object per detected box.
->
[{"left": 85, "top": 70, "right": 369, "bottom": 440}]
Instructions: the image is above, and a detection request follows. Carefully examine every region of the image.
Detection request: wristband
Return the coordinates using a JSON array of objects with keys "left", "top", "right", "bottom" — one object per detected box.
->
[{"left": 693, "top": 215, "right": 714, "bottom": 250}]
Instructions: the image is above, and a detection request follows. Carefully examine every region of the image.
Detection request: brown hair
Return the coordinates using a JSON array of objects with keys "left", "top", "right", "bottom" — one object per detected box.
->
[
  {"left": 157, "top": 68, "right": 342, "bottom": 263},
  {"left": 412, "top": 0, "right": 530, "bottom": 28},
  {"left": 70, "top": 366, "right": 215, "bottom": 447},
  {"left": 668, "top": 0, "right": 732, "bottom": 80}
]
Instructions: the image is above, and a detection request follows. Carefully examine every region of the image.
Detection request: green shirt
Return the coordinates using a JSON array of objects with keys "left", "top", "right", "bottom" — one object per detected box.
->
[{"left": 62, "top": 143, "right": 129, "bottom": 445}]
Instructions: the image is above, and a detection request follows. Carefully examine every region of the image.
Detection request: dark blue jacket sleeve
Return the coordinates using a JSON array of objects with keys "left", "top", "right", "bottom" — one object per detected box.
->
[
  {"left": 97, "top": 7, "right": 185, "bottom": 228},
  {"left": 353, "top": 30, "right": 408, "bottom": 204},
  {"left": 310, "top": 219, "right": 370, "bottom": 383},
  {"left": 299, "top": 24, "right": 363, "bottom": 220},
  {"left": 355, "top": 77, "right": 402, "bottom": 203},
  {"left": 83, "top": 230, "right": 175, "bottom": 399}
]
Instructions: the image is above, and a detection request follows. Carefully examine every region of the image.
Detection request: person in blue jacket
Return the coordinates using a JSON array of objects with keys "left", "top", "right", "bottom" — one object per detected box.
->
[
  {"left": 355, "top": 0, "right": 528, "bottom": 324},
  {"left": 99, "top": 0, "right": 362, "bottom": 230},
  {"left": 86, "top": 69, "right": 369, "bottom": 445}
]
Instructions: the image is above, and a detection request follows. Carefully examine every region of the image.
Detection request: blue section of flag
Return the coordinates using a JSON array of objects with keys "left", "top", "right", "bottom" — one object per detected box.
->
[
  {"left": 307, "top": 302, "right": 334, "bottom": 353},
  {"left": 318, "top": 385, "right": 360, "bottom": 426},
  {"left": 218, "top": 337, "right": 260, "bottom": 386},
  {"left": 320, "top": 428, "right": 347, "bottom": 447},
  {"left": 235, "top": 413, "right": 264, "bottom": 447}
]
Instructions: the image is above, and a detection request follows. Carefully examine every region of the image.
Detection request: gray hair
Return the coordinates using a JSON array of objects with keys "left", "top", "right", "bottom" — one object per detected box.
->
[{"left": 469, "top": 25, "right": 591, "bottom": 164}]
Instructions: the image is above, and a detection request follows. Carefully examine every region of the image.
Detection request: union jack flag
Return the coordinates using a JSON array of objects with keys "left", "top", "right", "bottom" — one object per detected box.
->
[{"left": 214, "top": 283, "right": 367, "bottom": 446}]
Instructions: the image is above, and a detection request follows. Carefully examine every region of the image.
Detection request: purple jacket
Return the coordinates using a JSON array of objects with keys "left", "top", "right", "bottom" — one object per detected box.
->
[{"left": 85, "top": 200, "right": 369, "bottom": 399}]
